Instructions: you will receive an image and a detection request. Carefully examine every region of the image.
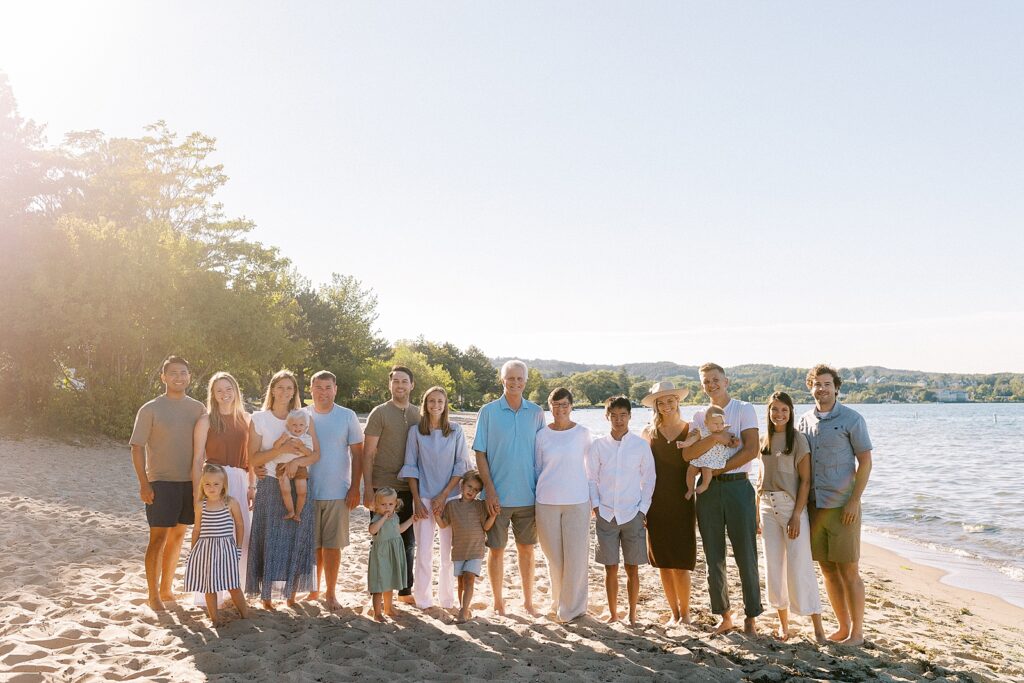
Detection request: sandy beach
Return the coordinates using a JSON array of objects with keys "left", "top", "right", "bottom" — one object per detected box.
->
[{"left": 2, "top": 431, "right": 1022, "bottom": 682}]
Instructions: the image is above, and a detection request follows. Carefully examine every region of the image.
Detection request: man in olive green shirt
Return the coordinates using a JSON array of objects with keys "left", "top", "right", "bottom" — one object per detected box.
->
[
  {"left": 129, "top": 355, "right": 204, "bottom": 612},
  {"left": 362, "top": 365, "right": 420, "bottom": 601}
]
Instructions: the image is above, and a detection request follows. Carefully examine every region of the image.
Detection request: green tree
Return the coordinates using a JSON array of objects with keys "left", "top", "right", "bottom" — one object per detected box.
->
[{"left": 295, "top": 273, "right": 388, "bottom": 403}]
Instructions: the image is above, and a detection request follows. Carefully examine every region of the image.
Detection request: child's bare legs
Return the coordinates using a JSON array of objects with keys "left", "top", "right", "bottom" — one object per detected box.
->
[
  {"left": 228, "top": 588, "right": 248, "bottom": 620},
  {"left": 457, "top": 573, "right": 476, "bottom": 622},
  {"left": 293, "top": 479, "right": 307, "bottom": 523},
  {"left": 685, "top": 465, "right": 701, "bottom": 500},
  {"left": 279, "top": 474, "right": 296, "bottom": 520},
  {"left": 204, "top": 593, "right": 222, "bottom": 626},
  {"left": 383, "top": 590, "right": 395, "bottom": 617},
  {"left": 695, "top": 467, "right": 712, "bottom": 495},
  {"left": 372, "top": 592, "right": 386, "bottom": 622}
]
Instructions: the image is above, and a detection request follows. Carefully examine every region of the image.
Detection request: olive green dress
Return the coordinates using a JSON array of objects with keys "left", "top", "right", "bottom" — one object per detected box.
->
[{"left": 368, "top": 514, "right": 408, "bottom": 593}]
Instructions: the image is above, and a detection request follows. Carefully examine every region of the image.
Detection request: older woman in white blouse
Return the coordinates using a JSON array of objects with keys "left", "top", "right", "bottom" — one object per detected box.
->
[{"left": 534, "top": 387, "right": 593, "bottom": 622}]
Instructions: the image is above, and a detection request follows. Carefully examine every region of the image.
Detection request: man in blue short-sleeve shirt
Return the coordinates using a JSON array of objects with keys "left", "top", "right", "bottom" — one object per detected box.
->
[
  {"left": 797, "top": 363, "right": 873, "bottom": 647},
  {"left": 473, "top": 359, "right": 545, "bottom": 616},
  {"left": 305, "top": 370, "right": 364, "bottom": 611}
]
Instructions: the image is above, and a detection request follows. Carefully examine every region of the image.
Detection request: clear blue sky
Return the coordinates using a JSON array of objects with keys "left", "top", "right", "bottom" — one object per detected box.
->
[{"left": 3, "top": 1, "right": 1022, "bottom": 373}]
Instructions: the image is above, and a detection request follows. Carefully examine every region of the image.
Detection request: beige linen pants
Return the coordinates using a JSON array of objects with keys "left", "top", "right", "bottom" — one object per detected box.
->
[{"left": 536, "top": 501, "right": 591, "bottom": 621}]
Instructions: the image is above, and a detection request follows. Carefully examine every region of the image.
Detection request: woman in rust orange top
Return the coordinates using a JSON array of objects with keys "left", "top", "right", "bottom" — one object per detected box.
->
[{"left": 192, "top": 371, "right": 254, "bottom": 603}]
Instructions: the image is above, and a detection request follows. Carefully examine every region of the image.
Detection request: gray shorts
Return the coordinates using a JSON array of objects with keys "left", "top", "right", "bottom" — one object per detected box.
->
[
  {"left": 485, "top": 505, "right": 538, "bottom": 549},
  {"left": 595, "top": 512, "right": 648, "bottom": 566},
  {"left": 314, "top": 499, "right": 350, "bottom": 549}
]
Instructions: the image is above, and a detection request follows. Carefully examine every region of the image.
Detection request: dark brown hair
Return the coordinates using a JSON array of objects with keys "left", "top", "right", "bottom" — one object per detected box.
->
[
  {"left": 805, "top": 364, "right": 842, "bottom": 390},
  {"left": 761, "top": 391, "right": 796, "bottom": 455}
]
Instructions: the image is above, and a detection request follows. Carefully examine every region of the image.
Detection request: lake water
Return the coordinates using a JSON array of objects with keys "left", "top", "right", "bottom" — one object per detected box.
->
[{"left": 553, "top": 402, "right": 1024, "bottom": 607}]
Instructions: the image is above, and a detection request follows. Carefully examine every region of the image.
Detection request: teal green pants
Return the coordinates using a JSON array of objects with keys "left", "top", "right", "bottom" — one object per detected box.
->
[{"left": 696, "top": 477, "right": 764, "bottom": 618}]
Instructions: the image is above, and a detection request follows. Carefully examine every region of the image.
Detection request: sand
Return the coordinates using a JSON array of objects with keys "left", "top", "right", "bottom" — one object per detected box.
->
[{"left": 2, "top": 429, "right": 1022, "bottom": 682}]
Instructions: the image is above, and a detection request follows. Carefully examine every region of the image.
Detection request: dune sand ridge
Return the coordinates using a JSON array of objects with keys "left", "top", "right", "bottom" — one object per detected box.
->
[{"left": 1, "top": 432, "right": 1022, "bottom": 682}]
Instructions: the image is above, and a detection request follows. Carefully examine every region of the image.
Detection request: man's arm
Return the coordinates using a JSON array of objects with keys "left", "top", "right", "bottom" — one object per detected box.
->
[
  {"left": 131, "top": 445, "right": 153, "bottom": 504},
  {"left": 346, "top": 442, "right": 364, "bottom": 510},
  {"left": 474, "top": 450, "right": 501, "bottom": 515},
  {"left": 679, "top": 428, "right": 737, "bottom": 462},
  {"left": 719, "top": 427, "right": 760, "bottom": 472},
  {"left": 362, "top": 435, "right": 379, "bottom": 509},
  {"left": 842, "top": 451, "right": 872, "bottom": 525}
]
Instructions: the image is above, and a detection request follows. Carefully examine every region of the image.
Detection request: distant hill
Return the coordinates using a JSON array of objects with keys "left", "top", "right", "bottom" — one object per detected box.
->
[
  {"left": 493, "top": 358, "right": 701, "bottom": 380},
  {"left": 490, "top": 357, "right": 1024, "bottom": 404}
]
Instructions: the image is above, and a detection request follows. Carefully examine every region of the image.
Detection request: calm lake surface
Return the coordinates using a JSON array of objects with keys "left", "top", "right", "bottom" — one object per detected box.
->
[{"left": 554, "top": 402, "right": 1024, "bottom": 604}]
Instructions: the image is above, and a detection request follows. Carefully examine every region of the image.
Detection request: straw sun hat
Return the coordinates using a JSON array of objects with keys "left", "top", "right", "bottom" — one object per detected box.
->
[{"left": 639, "top": 381, "right": 690, "bottom": 408}]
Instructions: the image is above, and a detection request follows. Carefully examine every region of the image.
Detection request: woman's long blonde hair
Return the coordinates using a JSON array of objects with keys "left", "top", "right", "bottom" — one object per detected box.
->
[
  {"left": 262, "top": 369, "right": 302, "bottom": 412},
  {"left": 206, "top": 371, "right": 247, "bottom": 433},
  {"left": 650, "top": 394, "right": 683, "bottom": 432}
]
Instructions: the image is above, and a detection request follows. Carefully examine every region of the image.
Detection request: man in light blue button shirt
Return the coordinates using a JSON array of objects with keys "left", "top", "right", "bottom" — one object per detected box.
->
[
  {"left": 474, "top": 359, "right": 546, "bottom": 616},
  {"left": 798, "top": 364, "right": 873, "bottom": 647}
]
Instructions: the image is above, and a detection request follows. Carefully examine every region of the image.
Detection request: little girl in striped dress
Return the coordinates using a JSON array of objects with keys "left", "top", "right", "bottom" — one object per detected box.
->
[{"left": 185, "top": 463, "right": 249, "bottom": 625}]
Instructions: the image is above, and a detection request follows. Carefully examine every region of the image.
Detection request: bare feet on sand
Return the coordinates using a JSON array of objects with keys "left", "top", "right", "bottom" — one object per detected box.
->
[
  {"left": 523, "top": 602, "right": 541, "bottom": 618},
  {"left": 744, "top": 617, "right": 757, "bottom": 635},
  {"left": 397, "top": 594, "right": 416, "bottom": 605},
  {"left": 147, "top": 595, "right": 165, "bottom": 612},
  {"left": 712, "top": 612, "right": 735, "bottom": 635},
  {"left": 605, "top": 611, "right": 620, "bottom": 624},
  {"left": 306, "top": 591, "right": 320, "bottom": 601},
  {"left": 262, "top": 600, "right": 275, "bottom": 610},
  {"left": 840, "top": 632, "right": 865, "bottom": 647},
  {"left": 455, "top": 607, "right": 473, "bottom": 624},
  {"left": 325, "top": 596, "right": 342, "bottom": 611},
  {"left": 493, "top": 599, "right": 506, "bottom": 616},
  {"left": 827, "top": 626, "right": 850, "bottom": 642}
]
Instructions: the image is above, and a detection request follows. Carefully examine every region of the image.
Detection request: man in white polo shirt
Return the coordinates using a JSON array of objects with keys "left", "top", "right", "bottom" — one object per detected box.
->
[{"left": 681, "top": 362, "right": 763, "bottom": 635}]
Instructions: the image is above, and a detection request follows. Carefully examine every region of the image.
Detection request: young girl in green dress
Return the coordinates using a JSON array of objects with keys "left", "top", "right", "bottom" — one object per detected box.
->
[{"left": 368, "top": 487, "right": 415, "bottom": 622}]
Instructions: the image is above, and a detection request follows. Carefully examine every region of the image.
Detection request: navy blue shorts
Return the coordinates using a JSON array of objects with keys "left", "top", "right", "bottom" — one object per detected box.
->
[{"left": 146, "top": 481, "right": 195, "bottom": 527}]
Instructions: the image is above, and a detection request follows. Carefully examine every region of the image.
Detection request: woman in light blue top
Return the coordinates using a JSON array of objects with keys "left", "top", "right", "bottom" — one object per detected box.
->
[{"left": 399, "top": 386, "right": 471, "bottom": 609}]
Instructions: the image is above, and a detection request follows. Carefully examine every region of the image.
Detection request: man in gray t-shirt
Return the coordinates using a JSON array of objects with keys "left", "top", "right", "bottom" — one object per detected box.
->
[
  {"left": 797, "top": 364, "right": 873, "bottom": 647},
  {"left": 129, "top": 355, "right": 204, "bottom": 612}
]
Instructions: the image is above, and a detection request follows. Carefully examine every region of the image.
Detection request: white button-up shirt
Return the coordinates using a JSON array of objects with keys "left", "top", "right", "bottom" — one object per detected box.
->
[{"left": 586, "top": 431, "right": 656, "bottom": 524}]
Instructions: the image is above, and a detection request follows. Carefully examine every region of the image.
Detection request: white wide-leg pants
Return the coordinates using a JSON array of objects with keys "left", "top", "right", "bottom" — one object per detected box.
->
[
  {"left": 759, "top": 490, "right": 822, "bottom": 616},
  {"left": 412, "top": 496, "right": 455, "bottom": 609}
]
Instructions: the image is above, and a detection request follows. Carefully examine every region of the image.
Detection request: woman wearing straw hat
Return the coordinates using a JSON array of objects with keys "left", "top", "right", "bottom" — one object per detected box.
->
[{"left": 640, "top": 381, "right": 696, "bottom": 625}]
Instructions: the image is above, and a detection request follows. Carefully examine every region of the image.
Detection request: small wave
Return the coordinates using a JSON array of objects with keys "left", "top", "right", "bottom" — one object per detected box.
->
[{"left": 962, "top": 523, "right": 999, "bottom": 534}]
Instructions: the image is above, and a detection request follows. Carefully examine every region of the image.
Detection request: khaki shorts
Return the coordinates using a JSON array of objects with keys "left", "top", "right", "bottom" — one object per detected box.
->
[
  {"left": 809, "top": 502, "right": 860, "bottom": 563},
  {"left": 314, "top": 499, "right": 350, "bottom": 549},
  {"left": 485, "top": 505, "right": 537, "bottom": 549}
]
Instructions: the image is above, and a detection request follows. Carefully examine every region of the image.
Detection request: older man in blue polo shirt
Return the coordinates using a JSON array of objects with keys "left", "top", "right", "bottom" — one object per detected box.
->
[
  {"left": 798, "top": 363, "right": 873, "bottom": 647},
  {"left": 474, "top": 359, "right": 546, "bottom": 616}
]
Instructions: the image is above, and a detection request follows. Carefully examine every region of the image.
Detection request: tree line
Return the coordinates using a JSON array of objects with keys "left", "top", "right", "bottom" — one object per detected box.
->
[
  {"left": 0, "top": 77, "right": 500, "bottom": 439},
  {"left": 506, "top": 360, "right": 1024, "bottom": 406}
]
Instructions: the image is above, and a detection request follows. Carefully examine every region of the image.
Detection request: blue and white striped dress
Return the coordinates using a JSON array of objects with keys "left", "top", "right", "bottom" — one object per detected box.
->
[{"left": 184, "top": 500, "right": 240, "bottom": 593}]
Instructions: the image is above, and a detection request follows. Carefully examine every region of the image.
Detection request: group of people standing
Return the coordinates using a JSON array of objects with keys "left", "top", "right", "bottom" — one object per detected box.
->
[{"left": 130, "top": 356, "right": 872, "bottom": 645}]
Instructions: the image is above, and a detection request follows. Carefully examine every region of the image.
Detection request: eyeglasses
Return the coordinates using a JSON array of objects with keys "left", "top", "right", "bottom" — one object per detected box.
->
[{"left": 549, "top": 401, "right": 572, "bottom": 409}]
